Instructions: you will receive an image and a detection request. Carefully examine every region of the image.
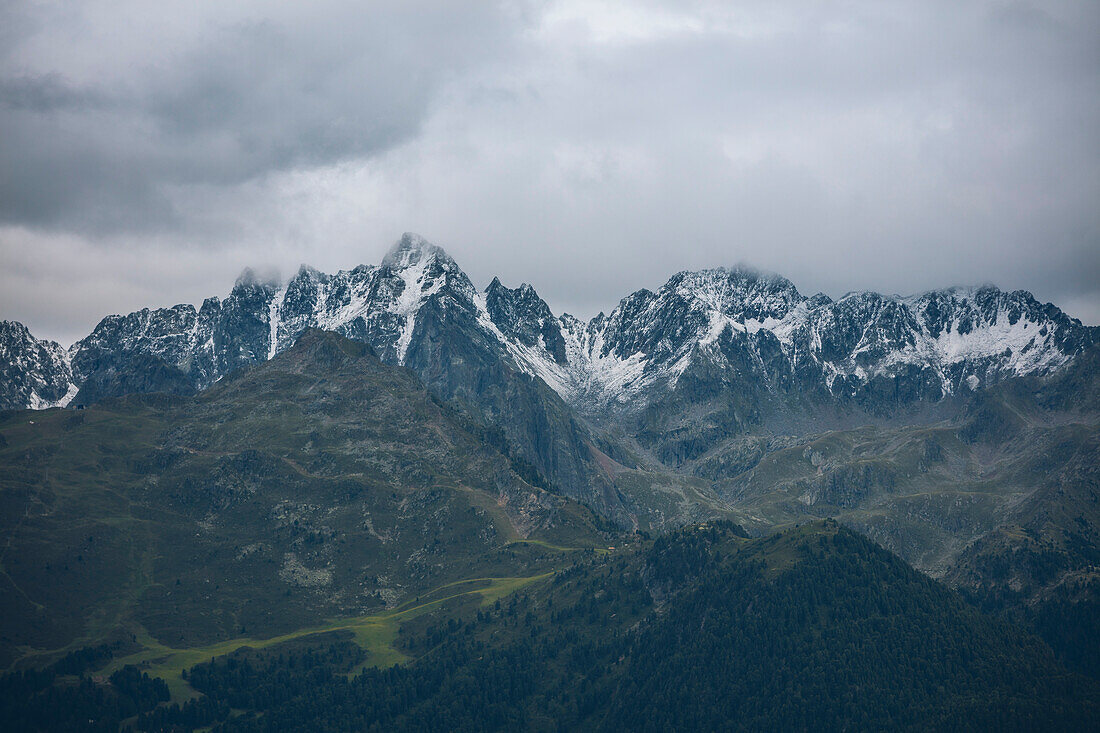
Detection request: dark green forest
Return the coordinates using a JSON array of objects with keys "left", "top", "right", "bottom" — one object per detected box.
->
[{"left": 4, "top": 522, "right": 1096, "bottom": 732}]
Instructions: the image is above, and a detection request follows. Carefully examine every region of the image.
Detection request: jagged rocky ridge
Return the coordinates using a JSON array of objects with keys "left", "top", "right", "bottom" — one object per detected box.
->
[
  {"left": 535, "top": 269, "right": 1097, "bottom": 411},
  {"left": 7, "top": 234, "right": 1093, "bottom": 413},
  {"left": 2, "top": 233, "right": 1097, "bottom": 513}
]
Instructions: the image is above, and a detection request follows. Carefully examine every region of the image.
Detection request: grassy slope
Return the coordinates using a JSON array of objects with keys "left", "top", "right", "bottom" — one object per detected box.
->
[
  {"left": 100, "top": 573, "right": 555, "bottom": 701},
  {"left": 0, "top": 330, "right": 611, "bottom": 670}
]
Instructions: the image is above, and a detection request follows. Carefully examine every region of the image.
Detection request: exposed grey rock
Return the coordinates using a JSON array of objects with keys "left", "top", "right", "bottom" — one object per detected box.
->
[
  {"left": 0, "top": 320, "right": 75, "bottom": 409},
  {"left": 485, "top": 278, "right": 567, "bottom": 364}
]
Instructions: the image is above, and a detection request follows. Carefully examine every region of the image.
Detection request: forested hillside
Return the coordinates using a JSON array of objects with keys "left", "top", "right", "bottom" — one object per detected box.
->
[{"left": 5, "top": 522, "right": 1092, "bottom": 731}]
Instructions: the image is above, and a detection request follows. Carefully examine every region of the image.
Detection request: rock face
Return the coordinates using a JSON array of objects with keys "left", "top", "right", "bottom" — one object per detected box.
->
[
  {"left": 2, "top": 233, "right": 1096, "bottom": 519},
  {"left": 0, "top": 320, "right": 76, "bottom": 409},
  {"left": 485, "top": 277, "right": 568, "bottom": 365}
]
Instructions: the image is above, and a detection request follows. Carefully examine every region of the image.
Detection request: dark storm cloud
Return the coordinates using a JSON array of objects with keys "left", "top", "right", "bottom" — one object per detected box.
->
[
  {"left": 1, "top": 0, "right": 1098, "bottom": 345},
  {"left": 0, "top": 1, "right": 512, "bottom": 232}
]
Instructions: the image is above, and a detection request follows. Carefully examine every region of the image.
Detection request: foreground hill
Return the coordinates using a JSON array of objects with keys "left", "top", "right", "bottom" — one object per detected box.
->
[
  {"left": 5, "top": 522, "right": 1094, "bottom": 731},
  {"left": 0, "top": 330, "right": 610, "bottom": 668}
]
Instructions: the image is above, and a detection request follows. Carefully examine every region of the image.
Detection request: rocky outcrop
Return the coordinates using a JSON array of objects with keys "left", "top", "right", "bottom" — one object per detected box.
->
[{"left": 0, "top": 320, "right": 75, "bottom": 409}]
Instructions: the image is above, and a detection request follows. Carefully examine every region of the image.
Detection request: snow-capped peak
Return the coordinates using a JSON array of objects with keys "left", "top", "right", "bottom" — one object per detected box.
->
[
  {"left": 381, "top": 232, "right": 455, "bottom": 271},
  {"left": 666, "top": 266, "right": 803, "bottom": 320}
]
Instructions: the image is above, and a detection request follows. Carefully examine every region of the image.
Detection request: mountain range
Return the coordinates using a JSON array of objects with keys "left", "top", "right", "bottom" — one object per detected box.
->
[
  {"left": 3, "top": 234, "right": 1096, "bottom": 527},
  {"left": 3, "top": 234, "right": 1099, "bottom": 727},
  {"left": 6, "top": 234, "right": 1095, "bottom": 416}
]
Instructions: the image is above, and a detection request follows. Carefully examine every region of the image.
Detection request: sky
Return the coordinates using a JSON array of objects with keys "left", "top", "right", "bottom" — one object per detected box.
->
[{"left": 1, "top": 0, "right": 1098, "bottom": 346}]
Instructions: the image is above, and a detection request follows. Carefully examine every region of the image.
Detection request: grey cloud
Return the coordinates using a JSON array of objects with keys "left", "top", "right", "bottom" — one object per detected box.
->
[
  {"left": 1, "top": 0, "right": 1098, "bottom": 343},
  {"left": 0, "top": 1, "right": 514, "bottom": 232},
  {"left": 0, "top": 74, "right": 113, "bottom": 113},
  {"left": 435, "top": 1, "right": 1100, "bottom": 321}
]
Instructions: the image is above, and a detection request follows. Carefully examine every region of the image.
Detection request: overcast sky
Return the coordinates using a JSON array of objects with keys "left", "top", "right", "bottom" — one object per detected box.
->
[{"left": 1, "top": 0, "right": 1098, "bottom": 345}]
